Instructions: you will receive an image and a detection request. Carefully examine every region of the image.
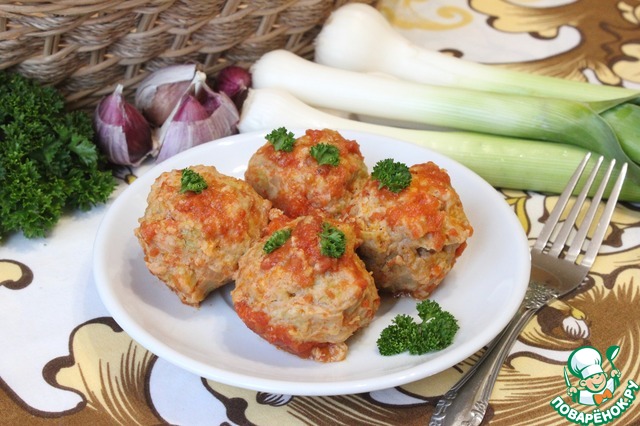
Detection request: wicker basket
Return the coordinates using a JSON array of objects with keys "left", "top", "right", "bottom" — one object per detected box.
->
[{"left": 0, "top": 0, "right": 376, "bottom": 110}]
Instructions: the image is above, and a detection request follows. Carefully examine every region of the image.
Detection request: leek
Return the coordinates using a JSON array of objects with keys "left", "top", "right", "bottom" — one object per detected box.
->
[
  {"left": 314, "top": 3, "right": 640, "bottom": 106},
  {"left": 238, "top": 88, "right": 640, "bottom": 201},
  {"left": 601, "top": 103, "right": 640, "bottom": 164},
  {"left": 250, "top": 50, "right": 640, "bottom": 182}
]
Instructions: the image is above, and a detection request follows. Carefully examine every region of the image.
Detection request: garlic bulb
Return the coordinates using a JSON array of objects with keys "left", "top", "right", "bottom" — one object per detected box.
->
[
  {"left": 135, "top": 64, "right": 199, "bottom": 127},
  {"left": 155, "top": 71, "right": 239, "bottom": 163},
  {"left": 214, "top": 65, "right": 252, "bottom": 109},
  {"left": 94, "top": 84, "right": 153, "bottom": 166}
]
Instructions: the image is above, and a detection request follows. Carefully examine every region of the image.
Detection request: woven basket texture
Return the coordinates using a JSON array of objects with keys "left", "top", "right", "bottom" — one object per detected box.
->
[{"left": 0, "top": 0, "right": 376, "bottom": 110}]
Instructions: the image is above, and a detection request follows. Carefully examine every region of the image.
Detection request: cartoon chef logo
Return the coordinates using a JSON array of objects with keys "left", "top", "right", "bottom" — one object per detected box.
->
[{"left": 565, "top": 345, "right": 621, "bottom": 406}]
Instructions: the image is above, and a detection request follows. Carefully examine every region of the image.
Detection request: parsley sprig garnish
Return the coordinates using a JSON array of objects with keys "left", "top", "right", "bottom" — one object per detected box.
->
[
  {"left": 263, "top": 228, "right": 292, "bottom": 254},
  {"left": 266, "top": 127, "right": 296, "bottom": 152},
  {"left": 377, "top": 300, "right": 459, "bottom": 356},
  {"left": 319, "top": 222, "right": 346, "bottom": 258},
  {"left": 371, "top": 158, "right": 412, "bottom": 193},
  {"left": 180, "top": 168, "right": 208, "bottom": 194},
  {"left": 310, "top": 143, "right": 340, "bottom": 166}
]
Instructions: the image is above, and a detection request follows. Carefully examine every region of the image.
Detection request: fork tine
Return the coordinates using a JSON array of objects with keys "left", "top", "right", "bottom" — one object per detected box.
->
[
  {"left": 532, "top": 153, "right": 592, "bottom": 253},
  {"left": 564, "top": 159, "right": 615, "bottom": 262},
  {"left": 547, "top": 155, "right": 604, "bottom": 257},
  {"left": 580, "top": 162, "right": 628, "bottom": 268}
]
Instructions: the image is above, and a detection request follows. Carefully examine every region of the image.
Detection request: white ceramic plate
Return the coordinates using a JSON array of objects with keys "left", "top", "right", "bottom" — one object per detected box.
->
[{"left": 93, "top": 129, "right": 530, "bottom": 396}]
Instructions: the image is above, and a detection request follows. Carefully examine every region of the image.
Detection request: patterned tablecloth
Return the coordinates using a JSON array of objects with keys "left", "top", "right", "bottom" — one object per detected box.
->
[{"left": 2, "top": 1, "right": 640, "bottom": 425}]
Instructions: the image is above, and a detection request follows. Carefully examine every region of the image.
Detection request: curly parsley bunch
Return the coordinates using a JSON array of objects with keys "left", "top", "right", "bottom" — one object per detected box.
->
[
  {"left": 377, "top": 300, "right": 459, "bottom": 356},
  {"left": 0, "top": 72, "right": 116, "bottom": 240}
]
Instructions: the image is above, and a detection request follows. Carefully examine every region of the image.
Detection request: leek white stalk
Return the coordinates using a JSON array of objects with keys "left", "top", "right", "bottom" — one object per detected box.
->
[
  {"left": 251, "top": 50, "right": 640, "bottom": 182},
  {"left": 239, "top": 88, "right": 640, "bottom": 201},
  {"left": 314, "top": 3, "right": 640, "bottom": 106}
]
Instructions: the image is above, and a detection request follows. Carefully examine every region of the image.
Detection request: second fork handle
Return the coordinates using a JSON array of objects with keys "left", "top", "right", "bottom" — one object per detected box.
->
[{"left": 429, "top": 302, "right": 542, "bottom": 426}]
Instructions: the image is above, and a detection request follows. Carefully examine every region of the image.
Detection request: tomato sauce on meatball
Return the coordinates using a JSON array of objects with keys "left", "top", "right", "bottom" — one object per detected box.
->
[
  {"left": 135, "top": 165, "right": 271, "bottom": 306},
  {"left": 232, "top": 214, "right": 379, "bottom": 362},
  {"left": 348, "top": 162, "right": 473, "bottom": 299},
  {"left": 244, "top": 129, "right": 369, "bottom": 219}
]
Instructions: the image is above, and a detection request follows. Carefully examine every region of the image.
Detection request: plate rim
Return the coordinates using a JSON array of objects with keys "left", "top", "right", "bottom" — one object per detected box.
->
[{"left": 93, "top": 129, "right": 531, "bottom": 396}]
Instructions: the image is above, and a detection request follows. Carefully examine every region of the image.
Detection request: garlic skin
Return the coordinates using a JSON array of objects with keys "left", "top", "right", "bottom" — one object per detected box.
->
[
  {"left": 215, "top": 65, "right": 252, "bottom": 109},
  {"left": 155, "top": 72, "right": 240, "bottom": 163},
  {"left": 94, "top": 84, "right": 153, "bottom": 166},
  {"left": 135, "top": 64, "right": 199, "bottom": 127}
]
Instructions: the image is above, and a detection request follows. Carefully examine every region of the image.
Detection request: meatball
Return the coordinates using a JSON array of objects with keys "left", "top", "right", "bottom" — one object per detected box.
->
[
  {"left": 244, "top": 128, "right": 368, "bottom": 218},
  {"left": 348, "top": 162, "right": 473, "bottom": 299},
  {"left": 135, "top": 165, "right": 271, "bottom": 306},
  {"left": 232, "top": 214, "right": 380, "bottom": 362}
]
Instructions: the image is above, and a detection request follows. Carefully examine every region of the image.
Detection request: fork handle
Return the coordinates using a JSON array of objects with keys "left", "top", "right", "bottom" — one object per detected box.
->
[{"left": 429, "top": 291, "right": 551, "bottom": 426}]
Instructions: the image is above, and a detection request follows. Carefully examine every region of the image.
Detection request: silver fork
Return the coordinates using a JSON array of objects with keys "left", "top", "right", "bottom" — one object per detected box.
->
[{"left": 429, "top": 152, "right": 628, "bottom": 426}]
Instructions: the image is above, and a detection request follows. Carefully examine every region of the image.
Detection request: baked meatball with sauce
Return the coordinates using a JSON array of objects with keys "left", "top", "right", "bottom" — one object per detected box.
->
[
  {"left": 135, "top": 165, "right": 271, "bottom": 306},
  {"left": 348, "top": 162, "right": 473, "bottom": 299},
  {"left": 244, "top": 128, "right": 368, "bottom": 218},
  {"left": 232, "top": 214, "right": 380, "bottom": 362}
]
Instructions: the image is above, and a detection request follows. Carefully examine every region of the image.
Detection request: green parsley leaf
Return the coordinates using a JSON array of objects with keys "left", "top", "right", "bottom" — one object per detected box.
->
[
  {"left": 263, "top": 228, "right": 292, "bottom": 254},
  {"left": 416, "top": 299, "right": 443, "bottom": 321},
  {"left": 310, "top": 143, "right": 340, "bottom": 166},
  {"left": 376, "top": 314, "right": 417, "bottom": 356},
  {"left": 0, "top": 71, "right": 116, "bottom": 239},
  {"left": 377, "top": 300, "right": 459, "bottom": 356},
  {"left": 319, "top": 222, "right": 346, "bottom": 258},
  {"left": 371, "top": 158, "right": 412, "bottom": 193},
  {"left": 266, "top": 127, "right": 296, "bottom": 152},
  {"left": 180, "top": 168, "right": 208, "bottom": 194}
]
